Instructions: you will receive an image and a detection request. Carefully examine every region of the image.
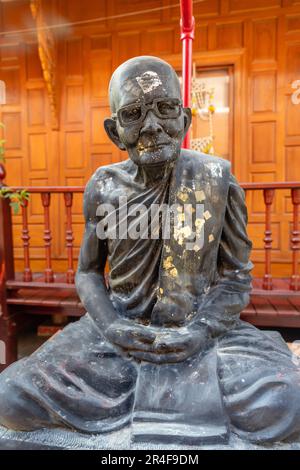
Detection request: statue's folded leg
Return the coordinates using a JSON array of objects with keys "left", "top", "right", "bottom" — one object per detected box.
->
[
  {"left": 217, "top": 321, "right": 300, "bottom": 443},
  {"left": 0, "top": 314, "right": 138, "bottom": 433}
]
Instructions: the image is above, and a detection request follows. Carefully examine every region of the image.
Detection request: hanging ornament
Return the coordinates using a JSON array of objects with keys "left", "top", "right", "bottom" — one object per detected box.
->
[{"left": 190, "top": 63, "right": 216, "bottom": 155}]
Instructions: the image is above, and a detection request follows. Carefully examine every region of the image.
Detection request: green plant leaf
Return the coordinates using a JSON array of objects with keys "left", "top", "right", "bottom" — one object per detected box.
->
[{"left": 10, "top": 201, "right": 20, "bottom": 215}]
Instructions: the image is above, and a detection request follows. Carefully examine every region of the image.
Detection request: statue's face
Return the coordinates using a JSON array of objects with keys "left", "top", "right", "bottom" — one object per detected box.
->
[{"left": 109, "top": 60, "right": 189, "bottom": 166}]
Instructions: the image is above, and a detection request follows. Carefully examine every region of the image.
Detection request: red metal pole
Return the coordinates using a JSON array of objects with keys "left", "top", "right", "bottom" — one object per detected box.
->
[{"left": 180, "top": 0, "right": 195, "bottom": 149}]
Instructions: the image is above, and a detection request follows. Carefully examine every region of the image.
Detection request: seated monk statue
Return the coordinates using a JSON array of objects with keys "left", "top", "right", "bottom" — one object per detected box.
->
[{"left": 1, "top": 56, "right": 300, "bottom": 446}]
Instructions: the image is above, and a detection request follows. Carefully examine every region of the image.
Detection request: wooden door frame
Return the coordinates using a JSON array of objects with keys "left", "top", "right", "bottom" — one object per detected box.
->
[{"left": 163, "top": 49, "right": 248, "bottom": 181}]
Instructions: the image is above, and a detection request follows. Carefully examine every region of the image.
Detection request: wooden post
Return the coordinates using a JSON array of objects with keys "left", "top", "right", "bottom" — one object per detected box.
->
[
  {"left": 262, "top": 188, "right": 275, "bottom": 290},
  {"left": 64, "top": 192, "right": 74, "bottom": 284},
  {"left": 41, "top": 192, "right": 54, "bottom": 282},
  {"left": 21, "top": 199, "right": 32, "bottom": 282},
  {"left": 290, "top": 188, "right": 300, "bottom": 290},
  {"left": 0, "top": 164, "right": 17, "bottom": 370}
]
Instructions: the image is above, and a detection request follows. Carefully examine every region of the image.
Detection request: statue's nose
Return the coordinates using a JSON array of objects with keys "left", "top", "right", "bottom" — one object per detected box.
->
[{"left": 140, "top": 109, "right": 162, "bottom": 135}]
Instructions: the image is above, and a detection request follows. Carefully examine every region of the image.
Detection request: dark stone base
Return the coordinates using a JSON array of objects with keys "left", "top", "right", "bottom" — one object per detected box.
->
[
  {"left": 0, "top": 438, "right": 60, "bottom": 450},
  {"left": 1, "top": 425, "right": 300, "bottom": 450}
]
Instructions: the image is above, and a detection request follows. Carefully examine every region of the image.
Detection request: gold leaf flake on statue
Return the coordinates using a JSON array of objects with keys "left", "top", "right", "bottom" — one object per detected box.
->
[
  {"left": 209, "top": 234, "right": 215, "bottom": 243},
  {"left": 177, "top": 192, "right": 188, "bottom": 202},
  {"left": 163, "top": 256, "right": 173, "bottom": 270},
  {"left": 203, "top": 210, "right": 212, "bottom": 220},
  {"left": 195, "top": 190, "right": 206, "bottom": 202},
  {"left": 169, "top": 267, "right": 178, "bottom": 278},
  {"left": 181, "top": 226, "right": 192, "bottom": 238},
  {"left": 159, "top": 288, "right": 164, "bottom": 294}
]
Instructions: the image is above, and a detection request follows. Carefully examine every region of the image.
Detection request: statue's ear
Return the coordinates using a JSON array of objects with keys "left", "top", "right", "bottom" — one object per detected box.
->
[
  {"left": 104, "top": 118, "right": 126, "bottom": 151},
  {"left": 183, "top": 107, "right": 192, "bottom": 137}
]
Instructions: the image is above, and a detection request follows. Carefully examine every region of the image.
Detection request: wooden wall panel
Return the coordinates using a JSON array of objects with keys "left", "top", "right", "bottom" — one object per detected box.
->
[
  {"left": 0, "top": 0, "right": 299, "bottom": 275},
  {"left": 64, "top": 0, "right": 106, "bottom": 23},
  {"left": 286, "top": 15, "right": 300, "bottom": 32},
  {"left": 286, "top": 44, "right": 300, "bottom": 84},
  {"left": 91, "top": 107, "right": 111, "bottom": 145},
  {"left": 286, "top": 97, "right": 300, "bottom": 136},
  {"left": 286, "top": 147, "right": 300, "bottom": 179},
  {"left": 253, "top": 19, "right": 277, "bottom": 62},
  {"left": 65, "top": 132, "right": 84, "bottom": 169},
  {"left": 216, "top": 22, "right": 243, "bottom": 49},
  {"left": 117, "top": 31, "right": 141, "bottom": 64},
  {"left": 4, "top": 157, "right": 23, "bottom": 186},
  {"left": 65, "top": 86, "right": 84, "bottom": 123},
  {"left": 252, "top": 72, "right": 277, "bottom": 112},
  {"left": 28, "top": 134, "right": 48, "bottom": 171},
  {"left": 26, "top": 43, "right": 43, "bottom": 80},
  {"left": 2, "top": 112, "right": 21, "bottom": 150},
  {"left": 66, "top": 39, "right": 83, "bottom": 77},
  {"left": 27, "top": 89, "right": 45, "bottom": 126},
  {"left": 229, "top": 0, "right": 281, "bottom": 13},
  {"left": 142, "top": 28, "right": 174, "bottom": 55},
  {"left": 1, "top": 67, "right": 20, "bottom": 104},
  {"left": 251, "top": 122, "right": 276, "bottom": 163}
]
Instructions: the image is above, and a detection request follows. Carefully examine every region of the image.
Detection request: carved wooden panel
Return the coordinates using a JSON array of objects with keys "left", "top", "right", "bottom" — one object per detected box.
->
[
  {"left": 286, "top": 15, "right": 300, "bottom": 32},
  {"left": 26, "top": 43, "right": 43, "bottom": 80},
  {"left": 0, "top": 67, "right": 20, "bottom": 104},
  {"left": 91, "top": 107, "right": 111, "bottom": 145},
  {"left": 65, "top": 132, "right": 84, "bottom": 169},
  {"left": 253, "top": 19, "right": 277, "bottom": 62},
  {"left": 286, "top": 44, "right": 300, "bottom": 85},
  {"left": 252, "top": 72, "right": 277, "bottom": 113},
  {"left": 2, "top": 113, "right": 21, "bottom": 150},
  {"left": 66, "top": 39, "right": 83, "bottom": 77},
  {"left": 117, "top": 31, "right": 141, "bottom": 64},
  {"left": 286, "top": 147, "right": 300, "bottom": 180},
  {"left": 229, "top": 0, "right": 280, "bottom": 13},
  {"left": 251, "top": 122, "right": 276, "bottom": 163},
  {"left": 28, "top": 134, "right": 48, "bottom": 171},
  {"left": 64, "top": 0, "right": 106, "bottom": 23},
  {"left": 27, "top": 89, "right": 46, "bottom": 126},
  {"left": 4, "top": 157, "right": 23, "bottom": 186},
  {"left": 65, "top": 86, "right": 84, "bottom": 124},
  {"left": 142, "top": 28, "right": 174, "bottom": 55},
  {"left": 216, "top": 23, "right": 243, "bottom": 49},
  {"left": 286, "top": 96, "right": 300, "bottom": 136}
]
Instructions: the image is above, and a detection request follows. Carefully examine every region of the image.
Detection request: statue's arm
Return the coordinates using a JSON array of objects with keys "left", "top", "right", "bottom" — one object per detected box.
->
[
  {"left": 75, "top": 171, "right": 156, "bottom": 349},
  {"left": 75, "top": 174, "right": 118, "bottom": 333},
  {"left": 194, "top": 174, "right": 253, "bottom": 337}
]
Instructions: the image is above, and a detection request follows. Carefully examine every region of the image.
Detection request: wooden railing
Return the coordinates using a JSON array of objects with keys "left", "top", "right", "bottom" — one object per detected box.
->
[
  {"left": 4, "top": 186, "right": 84, "bottom": 290},
  {"left": 242, "top": 182, "right": 300, "bottom": 293},
  {"left": 0, "top": 176, "right": 300, "bottom": 293}
]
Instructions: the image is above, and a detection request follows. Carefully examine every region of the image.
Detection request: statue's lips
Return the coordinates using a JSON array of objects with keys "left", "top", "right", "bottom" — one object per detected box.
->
[{"left": 138, "top": 143, "right": 170, "bottom": 152}]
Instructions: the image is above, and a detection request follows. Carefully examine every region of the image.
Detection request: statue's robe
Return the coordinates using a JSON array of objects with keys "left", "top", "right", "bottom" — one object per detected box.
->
[{"left": 0, "top": 151, "right": 300, "bottom": 443}]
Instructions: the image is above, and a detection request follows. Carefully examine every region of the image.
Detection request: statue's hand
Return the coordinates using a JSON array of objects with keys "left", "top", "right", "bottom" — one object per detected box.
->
[
  {"left": 105, "top": 319, "right": 157, "bottom": 352},
  {"left": 128, "top": 324, "right": 207, "bottom": 364}
]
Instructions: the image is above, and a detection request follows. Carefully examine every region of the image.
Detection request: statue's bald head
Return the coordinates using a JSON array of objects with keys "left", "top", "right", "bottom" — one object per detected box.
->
[{"left": 109, "top": 56, "right": 182, "bottom": 113}]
